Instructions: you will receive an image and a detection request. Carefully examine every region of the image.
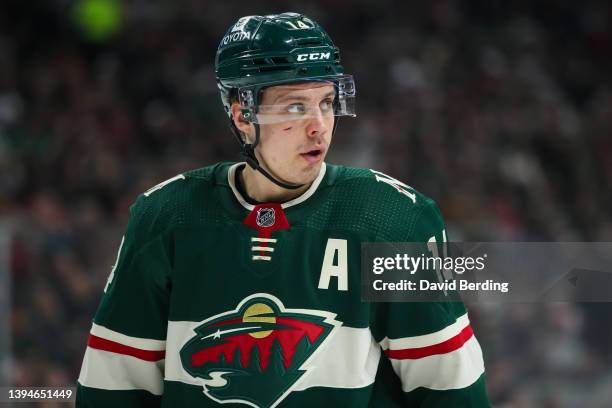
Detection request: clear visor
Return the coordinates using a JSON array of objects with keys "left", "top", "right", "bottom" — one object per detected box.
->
[{"left": 238, "top": 75, "right": 356, "bottom": 125}]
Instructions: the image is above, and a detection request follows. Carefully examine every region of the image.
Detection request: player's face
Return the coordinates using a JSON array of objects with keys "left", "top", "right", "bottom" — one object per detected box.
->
[{"left": 254, "top": 82, "right": 335, "bottom": 185}]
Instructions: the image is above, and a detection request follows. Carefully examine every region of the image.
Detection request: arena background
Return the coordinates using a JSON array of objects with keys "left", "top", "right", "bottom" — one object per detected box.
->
[{"left": 1, "top": 0, "right": 612, "bottom": 406}]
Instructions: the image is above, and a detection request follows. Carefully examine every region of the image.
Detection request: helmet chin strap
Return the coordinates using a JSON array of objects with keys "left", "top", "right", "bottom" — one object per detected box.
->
[
  {"left": 229, "top": 116, "right": 340, "bottom": 192},
  {"left": 231, "top": 121, "right": 305, "bottom": 190}
]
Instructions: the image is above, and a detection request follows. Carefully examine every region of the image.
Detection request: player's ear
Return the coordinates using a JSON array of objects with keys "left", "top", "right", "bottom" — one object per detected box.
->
[{"left": 230, "top": 102, "right": 254, "bottom": 142}]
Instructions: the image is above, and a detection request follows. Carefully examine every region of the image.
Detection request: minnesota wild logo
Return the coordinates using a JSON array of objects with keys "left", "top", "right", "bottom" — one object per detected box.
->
[{"left": 180, "top": 293, "right": 341, "bottom": 408}]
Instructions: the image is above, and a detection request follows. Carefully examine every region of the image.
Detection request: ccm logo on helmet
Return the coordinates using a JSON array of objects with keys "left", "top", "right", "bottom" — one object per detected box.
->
[{"left": 296, "top": 52, "right": 331, "bottom": 62}]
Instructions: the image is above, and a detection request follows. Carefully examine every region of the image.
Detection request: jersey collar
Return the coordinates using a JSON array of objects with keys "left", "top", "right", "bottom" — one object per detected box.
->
[{"left": 227, "top": 162, "right": 327, "bottom": 211}]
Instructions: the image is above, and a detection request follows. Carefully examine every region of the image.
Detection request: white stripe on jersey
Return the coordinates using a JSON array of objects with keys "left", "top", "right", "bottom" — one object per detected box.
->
[
  {"left": 251, "top": 237, "right": 277, "bottom": 243},
  {"left": 90, "top": 323, "right": 167, "bottom": 351},
  {"left": 78, "top": 346, "right": 164, "bottom": 395},
  {"left": 252, "top": 246, "right": 274, "bottom": 252},
  {"left": 390, "top": 335, "right": 485, "bottom": 392},
  {"left": 379, "top": 313, "right": 470, "bottom": 350}
]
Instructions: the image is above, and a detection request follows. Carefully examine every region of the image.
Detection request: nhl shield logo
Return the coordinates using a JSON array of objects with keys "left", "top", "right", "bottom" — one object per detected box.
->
[
  {"left": 256, "top": 208, "right": 275, "bottom": 228},
  {"left": 179, "top": 293, "right": 341, "bottom": 408}
]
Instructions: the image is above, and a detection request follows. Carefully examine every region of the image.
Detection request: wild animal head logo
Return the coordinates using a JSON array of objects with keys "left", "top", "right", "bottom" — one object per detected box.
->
[{"left": 180, "top": 294, "right": 341, "bottom": 408}]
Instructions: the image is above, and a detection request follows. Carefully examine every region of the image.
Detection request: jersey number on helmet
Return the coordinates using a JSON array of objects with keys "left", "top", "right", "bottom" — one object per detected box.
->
[{"left": 284, "top": 20, "right": 312, "bottom": 30}]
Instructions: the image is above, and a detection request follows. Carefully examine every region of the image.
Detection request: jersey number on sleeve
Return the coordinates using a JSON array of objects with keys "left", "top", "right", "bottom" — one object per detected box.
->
[
  {"left": 105, "top": 174, "right": 185, "bottom": 291},
  {"left": 427, "top": 230, "right": 453, "bottom": 295},
  {"left": 370, "top": 170, "right": 417, "bottom": 203},
  {"left": 104, "top": 236, "right": 125, "bottom": 293},
  {"left": 143, "top": 174, "right": 185, "bottom": 197}
]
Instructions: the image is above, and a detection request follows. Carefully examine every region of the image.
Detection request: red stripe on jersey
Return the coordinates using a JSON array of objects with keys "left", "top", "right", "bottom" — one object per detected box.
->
[
  {"left": 384, "top": 324, "right": 474, "bottom": 360},
  {"left": 88, "top": 334, "right": 166, "bottom": 362}
]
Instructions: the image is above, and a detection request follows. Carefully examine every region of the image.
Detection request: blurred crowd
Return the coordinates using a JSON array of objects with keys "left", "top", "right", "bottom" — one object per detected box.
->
[{"left": 1, "top": 0, "right": 611, "bottom": 406}]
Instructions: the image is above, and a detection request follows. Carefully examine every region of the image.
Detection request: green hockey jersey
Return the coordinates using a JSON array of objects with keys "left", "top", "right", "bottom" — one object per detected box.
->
[{"left": 76, "top": 162, "right": 490, "bottom": 407}]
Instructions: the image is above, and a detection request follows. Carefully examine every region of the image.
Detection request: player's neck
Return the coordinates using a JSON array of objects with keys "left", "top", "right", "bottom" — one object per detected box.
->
[{"left": 240, "top": 165, "right": 310, "bottom": 204}]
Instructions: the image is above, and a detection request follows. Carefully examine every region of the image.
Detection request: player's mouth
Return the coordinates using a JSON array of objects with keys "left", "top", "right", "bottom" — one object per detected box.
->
[{"left": 300, "top": 148, "right": 324, "bottom": 164}]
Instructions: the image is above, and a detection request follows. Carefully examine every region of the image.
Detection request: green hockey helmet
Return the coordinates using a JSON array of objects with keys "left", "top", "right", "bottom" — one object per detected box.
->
[
  {"left": 215, "top": 12, "right": 356, "bottom": 124},
  {"left": 215, "top": 12, "right": 355, "bottom": 190}
]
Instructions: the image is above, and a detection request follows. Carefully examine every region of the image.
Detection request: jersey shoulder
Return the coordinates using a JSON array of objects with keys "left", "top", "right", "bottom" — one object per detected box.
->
[
  {"left": 126, "top": 162, "right": 233, "bottom": 245},
  {"left": 325, "top": 164, "right": 444, "bottom": 241}
]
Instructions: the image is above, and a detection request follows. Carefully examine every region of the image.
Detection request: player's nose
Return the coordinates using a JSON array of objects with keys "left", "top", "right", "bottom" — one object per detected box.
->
[{"left": 305, "top": 110, "right": 329, "bottom": 138}]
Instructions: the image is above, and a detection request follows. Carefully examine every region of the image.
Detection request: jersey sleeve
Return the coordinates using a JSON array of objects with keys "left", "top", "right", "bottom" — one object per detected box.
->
[
  {"left": 370, "top": 199, "right": 491, "bottom": 407},
  {"left": 76, "top": 195, "right": 172, "bottom": 407}
]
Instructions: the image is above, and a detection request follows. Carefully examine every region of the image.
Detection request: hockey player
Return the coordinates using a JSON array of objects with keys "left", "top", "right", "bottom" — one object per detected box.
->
[{"left": 76, "top": 13, "right": 490, "bottom": 407}]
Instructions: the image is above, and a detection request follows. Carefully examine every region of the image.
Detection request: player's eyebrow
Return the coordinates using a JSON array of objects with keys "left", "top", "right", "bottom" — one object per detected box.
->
[{"left": 272, "top": 90, "right": 335, "bottom": 104}]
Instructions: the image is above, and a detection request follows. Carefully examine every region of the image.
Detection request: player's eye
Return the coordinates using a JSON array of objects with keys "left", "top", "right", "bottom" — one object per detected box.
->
[
  {"left": 286, "top": 103, "right": 306, "bottom": 114},
  {"left": 320, "top": 98, "right": 334, "bottom": 112}
]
